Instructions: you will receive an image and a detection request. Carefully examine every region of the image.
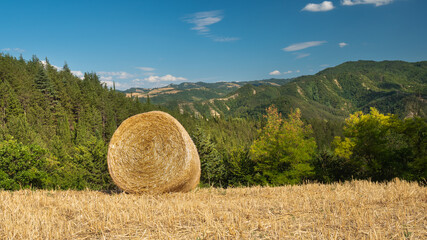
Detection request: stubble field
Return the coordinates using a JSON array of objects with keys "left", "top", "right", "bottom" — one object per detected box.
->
[{"left": 0, "top": 179, "right": 425, "bottom": 239}]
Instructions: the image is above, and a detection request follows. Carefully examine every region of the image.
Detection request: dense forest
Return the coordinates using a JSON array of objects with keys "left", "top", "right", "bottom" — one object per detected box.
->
[
  {"left": 0, "top": 54, "right": 426, "bottom": 190},
  {"left": 0, "top": 54, "right": 154, "bottom": 190}
]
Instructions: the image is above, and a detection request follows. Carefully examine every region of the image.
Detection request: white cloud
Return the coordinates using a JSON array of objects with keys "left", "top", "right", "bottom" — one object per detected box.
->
[
  {"left": 136, "top": 67, "right": 155, "bottom": 71},
  {"left": 71, "top": 71, "right": 84, "bottom": 79},
  {"left": 98, "top": 71, "right": 133, "bottom": 79},
  {"left": 295, "top": 53, "right": 311, "bottom": 59},
  {"left": 339, "top": 42, "right": 348, "bottom": 48},
  {"left": 296, "top": 70, "right": 301, "bottom": 73},
  {"left": 283, "top": 70, "right": 293, "bottom": 74},
  {"left": 269, "top": 70, "right": 281, "bottom": 76},
  {"left": 302, "top": 1, "right": 335, "bottom": 12},
  {"left": 134, "top": 74, "right": 187, "bottom": 83},
  {"left": 341, "top": 0, "right": 394, "bottom": 6},
  {"left": 183, "top": 10, "right": 223, "bottom": 34},
  {"left": 283, "top": 41, "right": 327, "bottom": 52}
]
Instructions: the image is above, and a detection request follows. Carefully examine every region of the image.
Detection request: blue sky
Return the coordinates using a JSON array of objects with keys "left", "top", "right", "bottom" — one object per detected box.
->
[{"left": 1, "top": 0, "right": 426, "bottom": 89}]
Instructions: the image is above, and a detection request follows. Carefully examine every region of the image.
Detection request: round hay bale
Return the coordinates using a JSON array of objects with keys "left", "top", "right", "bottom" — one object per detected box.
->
[{"left": 107, "top": 111, "right": 200, "bottom": 193}]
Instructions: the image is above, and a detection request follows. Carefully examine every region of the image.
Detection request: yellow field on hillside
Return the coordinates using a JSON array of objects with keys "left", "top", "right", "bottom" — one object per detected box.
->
[{"left": 0, "top": 180, "right": 425, "bottom": 239}]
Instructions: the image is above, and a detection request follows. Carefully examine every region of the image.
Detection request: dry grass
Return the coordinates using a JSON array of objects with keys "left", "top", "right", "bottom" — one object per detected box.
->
[{"left": 0, "top": 180, "right": 425, "bottom": 239}]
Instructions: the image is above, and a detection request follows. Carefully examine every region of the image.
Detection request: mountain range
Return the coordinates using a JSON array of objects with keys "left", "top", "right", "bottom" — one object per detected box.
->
[{"left": 123, "top": 60, "right": 427, "bottom": 120}]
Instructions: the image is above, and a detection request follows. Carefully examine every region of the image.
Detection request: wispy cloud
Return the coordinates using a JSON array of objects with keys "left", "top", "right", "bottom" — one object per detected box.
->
[
  {"left": 269, "top": 70, "right": 281, "bottom": 76},
  {"left": 283, "top": 41, "right": 327, "bottom": 52},
  {"left": 98, "top": 71, "right": 134, "bottom": 79},
  {"left": 1, "top": 48, "right": 25, "bottom": 53},
  {"left": 339, "top": 42, "right": 348, "bottom": 48},
  {"left": 136, "top": 67, "right": 155, "bottom": 72},
  {"left": 183, "top": 10, "right": 223, "bottom": 34},
  {"left": 341, "top": 0, "right": 394, "bottom": 6},
  {"left": 294, "top": 53, "right": 311, "bottom": 59},
  {"left": 183, "top": 10, "right": 239, "bottom": 42},
  {"left": 134, "top": 74, "right": 187, "bottom": 83},
  {"left": 302, "top": 1, "right": 335, "bottom": 12}
]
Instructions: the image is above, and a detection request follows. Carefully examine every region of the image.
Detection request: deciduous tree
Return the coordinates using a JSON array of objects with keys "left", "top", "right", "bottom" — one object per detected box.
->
[{"left": 250, "top": 106, "right": 317, "bottom": 185}]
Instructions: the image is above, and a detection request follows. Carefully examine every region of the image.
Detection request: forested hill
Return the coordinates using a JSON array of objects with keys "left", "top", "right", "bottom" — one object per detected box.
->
[
  {"left": 0, "top": 54, "right": 153, "bottom": 190},
  {"left": 161, "top": 60, "right": 427, "bottom": 120},
  {"left": 0, "top": 54, "right": 150, "bottom": 145},
  {"left": 122, "top": 78, "right": 291, "bottom": 105}
]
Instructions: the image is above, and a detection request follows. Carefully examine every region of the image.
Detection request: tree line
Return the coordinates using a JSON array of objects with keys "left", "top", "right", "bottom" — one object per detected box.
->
[{"left": 193, "top": 106, "right": 425, "bottom": 188}]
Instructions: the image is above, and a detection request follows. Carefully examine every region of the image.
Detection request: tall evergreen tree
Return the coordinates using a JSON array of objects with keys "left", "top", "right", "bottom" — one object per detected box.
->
[
  {"left": 192, "top": 127, "right": 226, "bottom": 186},
  {"left": 34, "top": 68, "right": 53, "bottom": 96}
]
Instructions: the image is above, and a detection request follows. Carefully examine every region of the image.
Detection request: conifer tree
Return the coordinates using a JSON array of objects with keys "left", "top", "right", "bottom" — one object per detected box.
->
[
  {"left": 192, "top": 127, "right": 226, "bottom": 186},
  {"left": 35, "top": 68, "right": 52, "bottom": 95}
]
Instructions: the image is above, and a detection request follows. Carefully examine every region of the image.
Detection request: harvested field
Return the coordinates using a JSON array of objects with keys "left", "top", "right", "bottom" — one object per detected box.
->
[{"left": 0, "top": 180, "right": 425, "bottom": 239}]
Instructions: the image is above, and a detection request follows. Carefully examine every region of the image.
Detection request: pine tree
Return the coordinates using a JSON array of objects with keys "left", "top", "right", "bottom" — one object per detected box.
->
[
  {"left": 34, "top": 68, "right": 53, "bottom": 96},
  {"left": 192, "top": 127, "right": 226, "bottom": 186},
  {"left": 62, "top": 62, "right": 71, "bottom": 73}
]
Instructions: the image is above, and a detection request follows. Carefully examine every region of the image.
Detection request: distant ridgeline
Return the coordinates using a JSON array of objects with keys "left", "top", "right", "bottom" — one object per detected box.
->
[
  {"left": 121, "top": 78, "right": 292, "bottom": 107},
  {"left": 124, "top": 60, "right": 427, "bottom": 121}
]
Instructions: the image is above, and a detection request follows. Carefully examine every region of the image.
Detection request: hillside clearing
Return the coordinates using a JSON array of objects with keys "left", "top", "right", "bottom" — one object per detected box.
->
[{"left": 0, "top": 180, "right": 425, "bottom": 239}]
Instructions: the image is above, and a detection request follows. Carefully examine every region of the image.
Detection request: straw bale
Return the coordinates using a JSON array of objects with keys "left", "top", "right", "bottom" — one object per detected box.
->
[{"left": 107, "top": 111, "right": 200, "bottom": 193}]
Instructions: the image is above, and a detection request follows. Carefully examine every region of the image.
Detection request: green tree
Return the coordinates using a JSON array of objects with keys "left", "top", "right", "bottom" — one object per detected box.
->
[
  {"left": 223, "top": 146, "right": 255, "bottom": 186},
  {"left": 0, "top": 82, "right": 24, "bottom": 121},
  {"left": 333, "top": 107, "right": 425, "bottom": 181},
  {"left": 192, "top": 127, "right": 226, "bottom": 186},
  {"left": 403, "top": 117, "right": 427, "bottom": 181},
  {"left": 250, "top": 105, "right": 317, "bottom": 185},
  {"left": 34, "top": 68, "right": 53, "bottom": 95},
  {"left": 0, "top": 138, "right": 52, "bottom": 190},
  {"left": 73, "top": 136, "right": 112, "bottom": 190}
]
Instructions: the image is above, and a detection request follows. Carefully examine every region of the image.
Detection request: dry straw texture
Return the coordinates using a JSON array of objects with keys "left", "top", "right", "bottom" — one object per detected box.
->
[
  {"left": 0, "top": 180, "right": 425, "bottom": 239},
  {"left": 108, "top": 111, "right": 200, "bottom": 193}
]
